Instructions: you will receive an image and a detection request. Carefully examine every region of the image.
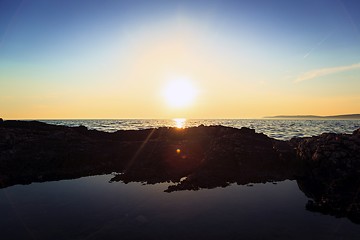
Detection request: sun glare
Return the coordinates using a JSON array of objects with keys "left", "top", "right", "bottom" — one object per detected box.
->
[
  {"left": 173, "top": 118, "right": 186, "bottom": 128},
  {"left": 162, "top": 79, "right": 197, "bottom": 108}
]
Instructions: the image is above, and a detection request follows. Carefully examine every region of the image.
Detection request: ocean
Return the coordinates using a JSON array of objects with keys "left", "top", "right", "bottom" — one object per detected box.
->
[{"left": 42, "top": 119, "right": 360, "bottom": 140}]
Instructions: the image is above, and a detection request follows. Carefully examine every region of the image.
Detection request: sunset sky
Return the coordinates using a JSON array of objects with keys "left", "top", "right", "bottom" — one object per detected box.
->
[{"left": 1, "top": 0, "right": 360, "bottom": 119}]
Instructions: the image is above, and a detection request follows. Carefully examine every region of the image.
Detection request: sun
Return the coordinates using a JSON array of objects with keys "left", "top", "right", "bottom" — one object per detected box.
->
[{"left": 162, "top": 78, "right": 197, "bottom": 108}]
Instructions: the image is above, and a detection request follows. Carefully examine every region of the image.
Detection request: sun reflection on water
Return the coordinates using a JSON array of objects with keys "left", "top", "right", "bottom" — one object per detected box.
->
[{"left": 173, "top": 118, "right": 186, "bottom": 129}]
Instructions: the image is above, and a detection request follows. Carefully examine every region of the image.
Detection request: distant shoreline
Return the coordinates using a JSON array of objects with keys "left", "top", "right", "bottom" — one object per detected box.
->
[{"left": 264, "top": 114, "right": 360, "bottom": 120}]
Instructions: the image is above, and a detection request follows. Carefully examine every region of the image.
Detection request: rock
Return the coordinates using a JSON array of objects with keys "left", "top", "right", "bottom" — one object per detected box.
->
[
  {"left": 353, "top": 128, "right": 360, "bottom": 135},
  {"left": 239, "top": 127, "right": 255, "bottom": 134},
  {"left": 0, "top": 121, "right": 301, "bottom": 189},
  {"left": 292, "top": 128, "right": 360, "bottom": 224},
  {"left": 1, "top": 120, "right": 359, "bottom": 191}
]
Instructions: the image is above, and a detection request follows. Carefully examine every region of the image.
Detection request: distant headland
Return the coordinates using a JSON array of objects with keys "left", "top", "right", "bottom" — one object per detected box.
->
[{"left": 264, "top": 114, "right": 360, "bottom": 120}]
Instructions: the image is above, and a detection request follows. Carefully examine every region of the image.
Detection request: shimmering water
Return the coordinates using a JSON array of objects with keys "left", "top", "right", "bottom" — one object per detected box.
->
[
  {"left": 42, "top": 119, "right": 360, "bottom": 140},
  {"left": 1, "top": 175, "right": 359, "bottom": 240}
]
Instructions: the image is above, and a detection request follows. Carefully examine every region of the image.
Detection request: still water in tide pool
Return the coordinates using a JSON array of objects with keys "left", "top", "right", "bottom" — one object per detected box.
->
[
  {"left": 41, "top": 119, "right": 360, "bottom": 140},
  {"left": 0, "top": 175, "right": 359, "bottom": 240}
]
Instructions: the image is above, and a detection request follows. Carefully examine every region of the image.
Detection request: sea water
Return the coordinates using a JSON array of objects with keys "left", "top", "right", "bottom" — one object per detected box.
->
[{"left": 42, "top": 119, "right": 360, "bottom": 140}]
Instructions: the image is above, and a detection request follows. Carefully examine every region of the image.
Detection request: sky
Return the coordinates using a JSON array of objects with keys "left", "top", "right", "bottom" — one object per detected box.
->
[{"left": 1, "top": 0, "right": 360, "bottom": 119}]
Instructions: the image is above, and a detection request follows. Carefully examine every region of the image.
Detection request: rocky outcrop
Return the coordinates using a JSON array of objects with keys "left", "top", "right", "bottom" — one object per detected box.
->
[
  {"left": 0, "top": 121, "right": 299, "bottom": 188},
  {"left": 164, "top": 127, "right": 300, "bottom": 192},
  {"left": 1, "top": 120, "right": 360, "bottom": 223},
  {"left": 290, "top": 129, "right": 360, "bottom": 184},
  {"left": 291, "top": 129, "right": 360, "bottom": 224}
]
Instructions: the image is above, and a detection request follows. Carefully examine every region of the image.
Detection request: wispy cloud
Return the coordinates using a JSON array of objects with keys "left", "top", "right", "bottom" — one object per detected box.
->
[
  {"left": 303, "top": 31, "right": 334, "bottom": 59},
  {"left": 294, "top": 63, "right": 360, "bottom": 83}
]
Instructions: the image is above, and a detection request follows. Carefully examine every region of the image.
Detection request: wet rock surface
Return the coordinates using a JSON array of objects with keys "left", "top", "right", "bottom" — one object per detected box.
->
[{"left": 0, "top": 120, "right": 360, "bottom": 223}]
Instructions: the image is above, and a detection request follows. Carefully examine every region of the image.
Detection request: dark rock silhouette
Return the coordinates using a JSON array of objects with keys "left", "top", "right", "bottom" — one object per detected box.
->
[
  {"left": 293, "top": 128, "right": 360, "bottom": 224},
  {"left": 1, "top": 120, "right": 360, "bottom": 223}
]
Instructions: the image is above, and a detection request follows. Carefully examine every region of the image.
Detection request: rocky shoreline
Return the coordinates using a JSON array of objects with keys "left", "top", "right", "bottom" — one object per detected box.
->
[{"left": 1, "top": 120, "right": 360, "bottom": 223}]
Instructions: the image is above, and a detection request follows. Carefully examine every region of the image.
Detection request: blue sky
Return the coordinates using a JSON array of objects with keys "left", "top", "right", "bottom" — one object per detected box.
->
[{"left": 1, "top": 0, "right": 360, "bottom": 118}]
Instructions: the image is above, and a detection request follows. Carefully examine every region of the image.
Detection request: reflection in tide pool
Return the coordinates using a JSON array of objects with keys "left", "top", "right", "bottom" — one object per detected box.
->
[{"left": 1, "top": 175, "right": 359, "bottom": 239}]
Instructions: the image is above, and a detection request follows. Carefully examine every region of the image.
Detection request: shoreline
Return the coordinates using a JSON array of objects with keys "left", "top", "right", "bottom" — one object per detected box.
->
[{"left": 1, "top": 120, "right": 360, "bottom": 223}]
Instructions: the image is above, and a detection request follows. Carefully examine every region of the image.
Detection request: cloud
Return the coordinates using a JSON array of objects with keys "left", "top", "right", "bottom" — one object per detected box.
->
[
  {"left": 303, "top": 31, "right": 333, "bottom": 59},
  {"left": 294, "top": 63, "right": 360, "bottom": 83}
]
